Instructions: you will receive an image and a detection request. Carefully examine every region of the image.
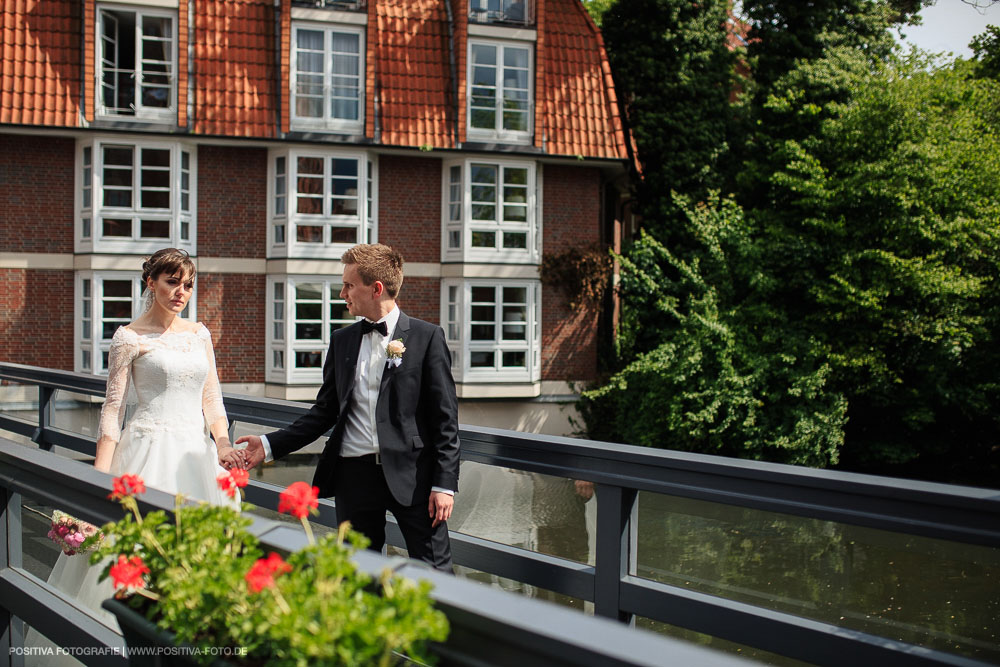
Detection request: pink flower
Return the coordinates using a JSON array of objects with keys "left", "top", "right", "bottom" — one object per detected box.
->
[{"left": 217, "top": 472, "right": 236, "bottom": 498}]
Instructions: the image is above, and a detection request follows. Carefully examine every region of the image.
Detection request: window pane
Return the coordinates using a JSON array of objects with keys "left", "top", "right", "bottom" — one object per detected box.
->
[
  {"left": 329, "top": 226, "right": 357, "bottom": 243},
  {"left": 296, "top": 283, "right": 323, "bottom": 300},
  {"left": 180, "top": 221, "right": 190, "bottom": 240},
  {"left": 295, "top": 351, "right": 323, "bottom": 368},
  {"left": 103, "top": 167, "right": 132, "bottom": 187},
  {"left": 103, "top": 280, "right": 132, "bottom": 298},
  {"left": 502, "top": 351, "right": 526, "bottom": 367},
  {"left": 471, "top": 324, "right": 495, "bottom": 340},
  {"left": 502, "top": 323, "right": 526, "bottom": 340},
  {"left": 142, "top": 16, "right": 171, "bottom": 39},
  {"left": 470, "top": 350, "right": 494, "bottom": 367},
  {"left": 504, "top": 287, "right": 527, "bottom": 303},
  {"left": 471, "top": 205, "right": 496, "bottom": 221},
  {"left": 141, "top": 191, "right": 170, "bottom": 208},
  {"left": 297, "top": 225, "right": 324, "bottom": 242},
  {"left": 471, "top": 286, "right": 494, "bottom": 302},
  {"left": 103, "top": 301, "right": 132, "bottom": 319},
  {"left": 141, "top": 149, "right": 170, "bottom": 168},
  {"left": 103, "top": 219, "right": 132, "bottom": 237},
  {"left": 471, "top": 231, "right": 496, "bottom": 247},
  {"left": 472, "top": 45, "right": 497, "bottom": 66},
  {"left": 296, "top": 323, "right": 322, "bottom": 339},
  {"left": 502, "top": 110, "right": 529, "bottom": 131},
  {"left": 296, "top": 302, "right": 322, "bottom": 320},
  {"left": 140, "top": 220, "right": 170, "bottom": 238},
  {"left": 449, "top": 230, "right": 461, "bottom": 249},
  {"left": 470, "top": 164, "right": 496, "bottom": 184},
  {"left": 298, "top": 157, "right": 323, "bottom": 174},
  {"left": 296, "top": 197, "right": 323, "bottom": 215},
  {"left": 297, "top": 29, "right": 324, "bottom": 51},
  {"left": 504, "top": 47, "right": 529, "bottom": 69},
  {"left": 470, "top": 108, "right": 495, "bottom": 129},
  {"left": 471, "top": 185, "right": 496, "bottom": 203},
  {"left": 503, "top": 232, "right": 527, "bottom": 248},
  {"left": 472, "top": 305, "right": 495, "bottom": 320},
  {"left": 104, "top": 146, "right": 133, "bottom": 166}
]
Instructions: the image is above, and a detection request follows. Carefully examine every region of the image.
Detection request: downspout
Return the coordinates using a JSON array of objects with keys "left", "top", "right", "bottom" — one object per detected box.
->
[
  {"left": 274, "top": 0, "right": 282, "bottom": 136},
  {"left": 187, "top": 0, "right": 195, "bottom": 129},
  {"left": 80, "top": 5, "right": 87, "bottom": 125},
  {"left": 373, "top": 50, "right": 380, "bottom": 143},
  {"left": 443, "top": 0, "right": 459, "bottom": 148}
]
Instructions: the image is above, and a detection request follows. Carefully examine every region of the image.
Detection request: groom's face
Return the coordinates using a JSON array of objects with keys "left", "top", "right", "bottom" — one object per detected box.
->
[{"left": 341, "top": 263, "right": 380, "bottom": 321}]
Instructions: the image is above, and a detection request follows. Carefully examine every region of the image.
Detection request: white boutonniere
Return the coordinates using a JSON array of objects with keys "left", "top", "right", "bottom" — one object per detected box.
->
[{"left": 386, "top": 338, "right": 406, "bottom": 368}]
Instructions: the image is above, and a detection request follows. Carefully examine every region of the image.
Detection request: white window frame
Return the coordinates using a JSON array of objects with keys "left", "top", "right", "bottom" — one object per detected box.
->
[
  {"left": 290, "top": 22, "right": 365, "bottom": 134},
  {"left": 267, "top": 149, "right": 375, "bottom": 259},
  {"left": 466, "top": 39, "right": 533, "bottom": 144},
  {"left": 75, "top": 271, "right": 196, "bottom": 376},
  {"left": 266, "top": 276, "right": 354, "bottom": 384},
  {"left": 441, "top": 158, "right": 539, "bottom": 264},
  {"left": 96, "top": 4, "right": 178, "bottom": 121},
  {"left": 76, "top": 138, "right": 196, "bottom": 255},
  {"left": 441, "top": 280, "right": 541, "bottom": 383}
]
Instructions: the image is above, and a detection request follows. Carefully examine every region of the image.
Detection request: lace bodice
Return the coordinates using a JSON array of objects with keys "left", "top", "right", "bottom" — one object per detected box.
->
[{"left": 98, "top": 324, "right": 228, "bottom": 442}]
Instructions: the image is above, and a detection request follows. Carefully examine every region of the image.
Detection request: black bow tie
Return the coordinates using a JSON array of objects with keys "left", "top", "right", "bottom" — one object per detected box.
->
[{"left": 360, "top": 319, "right": 388, "bottom": 337}]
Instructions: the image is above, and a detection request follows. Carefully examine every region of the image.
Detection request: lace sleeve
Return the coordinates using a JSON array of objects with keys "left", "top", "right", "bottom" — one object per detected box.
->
[
  {"left": 199, "top": 325, "right": 228, "bottom": 428},
  {"left": 97, "top": 327, "right": 139, "bottom": 442}
]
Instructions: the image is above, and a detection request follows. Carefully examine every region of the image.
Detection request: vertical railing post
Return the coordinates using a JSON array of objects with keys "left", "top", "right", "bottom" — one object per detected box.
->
[
  {"left": 32, "top": 386, "right": 55, "bottom": 451},
  {"left": 594, "top": 484, "right": 637, "bottom": 624},
  {"left": 1, "top": 487, "right": 25, "bottom": 667}
]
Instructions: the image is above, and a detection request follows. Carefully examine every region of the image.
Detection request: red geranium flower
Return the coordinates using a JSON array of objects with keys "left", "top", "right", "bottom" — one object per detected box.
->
[
  {"left": 216, "top": 472, "right": 236, "bottom": 498},
  {"left": 245, "top": 552, "right": 292, "bottom": 593},
  {"left": 229, "top": 468, "right": 250, "bottom": 488},
  {"left": 108, "top": 474, "right": 146, "bottom": 501},
  {"left": 109, "top": 554, "right": 149, "bottom": 591},
  {"left": 278, "top": 481, "right": 319, "bottom": 519}
]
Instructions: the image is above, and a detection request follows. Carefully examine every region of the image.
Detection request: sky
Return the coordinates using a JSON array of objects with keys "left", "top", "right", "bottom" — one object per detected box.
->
[{"left": 896, "top": 0, "right": 999, "bottom": 57}]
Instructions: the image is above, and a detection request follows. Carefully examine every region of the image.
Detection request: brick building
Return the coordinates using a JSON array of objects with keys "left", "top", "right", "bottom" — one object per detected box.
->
[{"left": 0, "top": 0, "right": 631, "bottom": 435}]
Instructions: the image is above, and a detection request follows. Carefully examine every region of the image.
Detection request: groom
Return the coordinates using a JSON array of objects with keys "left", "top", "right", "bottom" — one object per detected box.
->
[{"left": 237, "top": 244, "right": 460, "bottom": 571}]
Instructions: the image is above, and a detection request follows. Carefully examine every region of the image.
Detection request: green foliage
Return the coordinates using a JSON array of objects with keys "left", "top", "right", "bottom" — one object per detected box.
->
[
  {"left": 586, "top": 0, "right": 1000, "bottom": 475},
  {"left": 600, "top": 0, "right": 739, "bottom": 239},
  {"left": 971, "top": 24, "right": 1000, "bottom": 78},
  {"left": 93, "top": 498, "right": 448, "bottom": 665},
  {"left": 582, "top": 198, "right": 846, "bottom": 467},
  {"left": 580, "top": 0, "right": 615, "bottom": 26}
]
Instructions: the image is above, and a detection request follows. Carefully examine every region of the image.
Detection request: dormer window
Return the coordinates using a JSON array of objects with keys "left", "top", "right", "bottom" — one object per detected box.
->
[
  {"left": 468, "top": 0, "right": 532, "bottom": 25},
  {"left": 467, "top": 41, "right": 533, "bottom": 143},
  {"left": 97, "top": 6, "right": 176, "bottom": 121},
  {"left": 290, "top": 23, "right": 365, "bottom": 134}
]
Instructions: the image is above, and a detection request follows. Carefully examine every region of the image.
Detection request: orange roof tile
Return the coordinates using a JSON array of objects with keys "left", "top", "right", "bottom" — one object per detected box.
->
[
  {"left": 373, "top": 0, "right": 454, "bottom": 148},
  {"left": 539, "top": 0, "right": 627, "bottom": 160},
  {"left": 192, "top": 0, "right": 276, "bottom": 137},
  {"left": 0, "top": 0, "right": 80, "bottom": 127}
]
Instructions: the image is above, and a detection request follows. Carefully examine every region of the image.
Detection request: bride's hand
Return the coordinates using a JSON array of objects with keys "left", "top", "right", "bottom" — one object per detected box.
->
[{"left": 217, "top": 445, "right": 245, "bottom": 470}]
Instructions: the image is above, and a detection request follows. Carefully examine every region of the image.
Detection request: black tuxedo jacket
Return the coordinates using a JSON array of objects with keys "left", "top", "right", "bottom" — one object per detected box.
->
[{"left": 266, "top": 310, "right": 460, "bottom": 506}]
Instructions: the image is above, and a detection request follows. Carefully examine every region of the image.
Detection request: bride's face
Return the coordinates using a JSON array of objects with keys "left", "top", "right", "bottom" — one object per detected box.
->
[{"left": 148, "top": 270, "right": 194, "bottom": 315}]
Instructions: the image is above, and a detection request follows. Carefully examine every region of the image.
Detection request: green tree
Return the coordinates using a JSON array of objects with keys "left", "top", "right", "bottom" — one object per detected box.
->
[{"left": 971, "top": 24, "right": 1000, "bottom": 78}]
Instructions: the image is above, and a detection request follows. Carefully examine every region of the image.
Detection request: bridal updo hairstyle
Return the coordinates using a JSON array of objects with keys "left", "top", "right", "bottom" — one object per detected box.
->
[
  {"left": 141, "top": 248, "right": 196, "bottom": 285},
  {"left": 341, "top": 244, "right": 404, "bottom": 297}
]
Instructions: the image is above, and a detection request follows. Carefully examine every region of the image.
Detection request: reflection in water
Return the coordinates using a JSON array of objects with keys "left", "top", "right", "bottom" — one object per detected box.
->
[{"left": 6, "top": 401, "right": 999, "bottom": 663}]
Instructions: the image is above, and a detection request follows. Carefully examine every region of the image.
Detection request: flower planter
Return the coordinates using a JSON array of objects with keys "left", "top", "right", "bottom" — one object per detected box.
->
[{"left": 102, "top": 599, "right": 233, "bottom": 666}]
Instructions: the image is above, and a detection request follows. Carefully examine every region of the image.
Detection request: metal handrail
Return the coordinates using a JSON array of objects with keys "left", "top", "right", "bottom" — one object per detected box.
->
[{"left": 1, "top": 362, "right": 998, "bottom": 666}]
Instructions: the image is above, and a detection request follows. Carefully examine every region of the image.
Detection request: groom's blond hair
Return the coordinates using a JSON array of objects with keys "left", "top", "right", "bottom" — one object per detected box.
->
[{"left": 342, "top": 244, "right": 404, "bottom": 297}]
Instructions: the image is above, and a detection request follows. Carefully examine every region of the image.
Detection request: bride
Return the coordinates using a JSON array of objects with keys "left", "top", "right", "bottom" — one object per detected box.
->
[{"left": 27, "top": 248, "right": 244, "bottom": 661}]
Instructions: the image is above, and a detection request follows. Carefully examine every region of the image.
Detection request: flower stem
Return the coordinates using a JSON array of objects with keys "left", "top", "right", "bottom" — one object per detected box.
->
[{"left": 300, "top": 516, "right": 315, "bottom": 545}]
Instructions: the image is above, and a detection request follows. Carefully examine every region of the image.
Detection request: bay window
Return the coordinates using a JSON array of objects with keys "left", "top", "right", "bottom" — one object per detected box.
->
[
  {"left": 267, "top": 277, "right": 354, "bottom": 384},
  {"left": 76, "top": 272, "right": 195, "bottom": 375},
  {"left": 269, "top": 150, "right": 375, "bottom": 258},
  {"left": 442, "top": 280, "right": 541, "bottom": 383},
  {"left": 442, "top": 159, "right": 538, "bottom": 263},
  {"left": 77, "top": 139, "right": 195, "bottom": 254}
]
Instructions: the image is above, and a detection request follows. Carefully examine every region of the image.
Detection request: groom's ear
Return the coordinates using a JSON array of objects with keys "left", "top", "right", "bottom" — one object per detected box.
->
[{"left": 372, "top": 280, "right": 384, "bottom": 297}]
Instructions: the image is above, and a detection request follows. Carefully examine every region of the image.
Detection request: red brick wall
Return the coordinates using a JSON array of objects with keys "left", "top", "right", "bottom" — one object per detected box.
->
[
  {"left": 398, "top": 276, "right": 440, "bottom": 324},
  {"left": 0, "top": 269, "right": 73, "bottom": 370},
  {"left": 196, "top": 145, "right": 267, "bottom": 257},
  {"left": 375, "top": 155, "right": 441, "bottom": 263},
  {"left": 196, "top": 273, "right": 266, "bottom": 383},
  {"left": 541, "top": 164, "right": 601, "bottom": 382},
  {"left": 0, "top": 135, "right": 75, "bottom": 253}
]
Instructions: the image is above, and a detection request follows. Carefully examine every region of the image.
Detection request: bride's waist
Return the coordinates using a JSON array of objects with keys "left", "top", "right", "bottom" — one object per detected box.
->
[{"left": 127, "top": 409, "right": 206, "bottom": 431}]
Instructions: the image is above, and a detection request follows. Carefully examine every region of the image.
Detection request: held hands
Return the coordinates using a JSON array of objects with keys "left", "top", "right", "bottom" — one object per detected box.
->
[
  {"left": 428, "top": 491, "right": 454, "bottom": 528},
  {"left": 216, "top": 440, "right": 246, "bottom": 470},
  {"left": 234, "top": 435, "right": 266, "bottom": 470}
]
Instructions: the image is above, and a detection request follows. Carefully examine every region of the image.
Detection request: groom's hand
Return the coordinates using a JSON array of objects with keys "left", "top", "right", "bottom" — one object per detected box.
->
[
  {"left": 428, "top": 491, "right": 454, "bottom": 528},
  {"left": 235, "top": 435, "right": 266, "bottom": 470}
]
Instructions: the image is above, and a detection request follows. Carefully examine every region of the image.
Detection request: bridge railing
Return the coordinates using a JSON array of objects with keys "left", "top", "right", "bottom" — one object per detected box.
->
[{"left": 2, "top": 361, "right": 998, "bottom": 666}]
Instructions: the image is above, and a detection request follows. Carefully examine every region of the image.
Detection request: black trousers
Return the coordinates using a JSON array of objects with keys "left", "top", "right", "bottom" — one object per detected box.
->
[{"left": 333, "top": 454, "right": 453, "bottom": 572}]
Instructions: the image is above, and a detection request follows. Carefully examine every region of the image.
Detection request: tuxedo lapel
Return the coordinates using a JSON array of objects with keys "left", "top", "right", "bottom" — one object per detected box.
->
[
  {"left": 336, "top": 323, "right": 363, "bottom": 408},
  {"left": 379, "top": 310, "right": 411, "bottom": 396}
]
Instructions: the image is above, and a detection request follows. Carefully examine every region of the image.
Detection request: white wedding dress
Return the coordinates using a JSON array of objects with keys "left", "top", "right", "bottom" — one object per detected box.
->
[{"left": 26, "top": 323, "right": 238, "bottom": 664}]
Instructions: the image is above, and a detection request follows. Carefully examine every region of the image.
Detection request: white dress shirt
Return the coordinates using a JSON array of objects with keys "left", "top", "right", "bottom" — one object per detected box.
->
[{"left": 259, "top": 306, "right": 452, "bottom": 495}]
